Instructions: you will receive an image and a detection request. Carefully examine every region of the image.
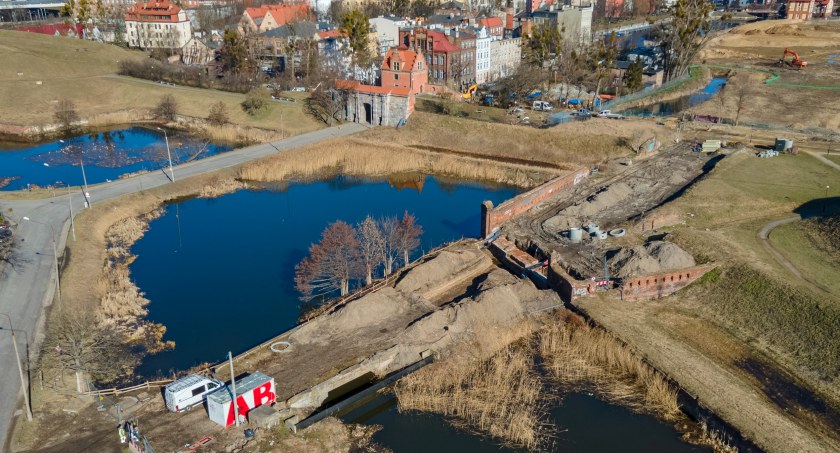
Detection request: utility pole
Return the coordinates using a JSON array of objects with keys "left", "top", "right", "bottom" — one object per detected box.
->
[
  {"left": 67, "top": 184, "right": 76, "bottom": 241},
  {"left": 1, "top": 313, "right": 33, "bottom": 422},
  {"left": 228, "top": 351, "right": 239, "bottom": 427},
  {"left": 157, "top": 128, "right": 175, "bottom": 182}
]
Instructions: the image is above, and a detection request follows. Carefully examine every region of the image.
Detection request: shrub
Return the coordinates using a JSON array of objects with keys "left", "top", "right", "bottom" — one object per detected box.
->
[
  {"left": 154, "top": 95, "right": 178, "bottom": 121},
  {"left": 207, "top": 101, "right": 229, "bottom": 126},
  {"left": 241, "top": 87, "right": 270, "bottom": 116},
  {"left": 54, "top": 99, "right": 80, "bottom": 131}
]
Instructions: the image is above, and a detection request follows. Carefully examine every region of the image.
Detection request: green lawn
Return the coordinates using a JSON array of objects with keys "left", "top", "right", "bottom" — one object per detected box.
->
[{"left": 770, "top": 219, "right": 840, "bottom": 300}]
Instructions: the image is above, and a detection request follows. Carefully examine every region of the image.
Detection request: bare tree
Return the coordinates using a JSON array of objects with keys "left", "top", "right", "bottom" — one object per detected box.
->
[
  {"left": 41, "top": 311, "right": 137, "bottom": 393},
  {"left": 295, "top": 221, "right": 361, "bottom": 300},
  {"left": 306, "top": 86, "right": 347, "bottom": 125},
  {"left": 379, "top": 216, "right": 401, "bottom": 276},
  {"left": 655, "top": 0, "right": 713, "bottom": 81},
  {"left": 54, "top": 99, "right": 80, "bottom": 131},
  {"left": 208, "top": 101, "right": 229, "bottom": 126},
  {"left": 396, "top": 211, "right": 423, "bottom": 268},
  {"left": 357, "top": 215, "right": 384, "bottom": 285},
  {"left": 154, "top": 94, "right": 178, "bottom": 121}
]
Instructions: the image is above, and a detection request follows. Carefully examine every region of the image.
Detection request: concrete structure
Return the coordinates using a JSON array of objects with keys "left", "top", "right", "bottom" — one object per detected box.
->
[
  {"left": 400, "top": 27, "right": 476, "bottom": 89},
  {"left": 474, "top": 26, "right": 492, "bottom": 84},
  {"left": 125, "top": 0, "right": 192, "bottom": 50},
  {"left": 336, "top": 47, "right": 427, "bottom": 127},
  {"left": 530, "top": 3, "right": 593, "bottom": 44},
  {"left": 239, "top": 2, "right": 310, "bottom": 34},
  {"left": 489, "top": 37, "right": 521, "bottom": 81},
  {"left": 786, "top": 0, "right": 834, "bottom": 19},
  {"left": 369, "top": 15, "right": 409, "bottom": 56}
]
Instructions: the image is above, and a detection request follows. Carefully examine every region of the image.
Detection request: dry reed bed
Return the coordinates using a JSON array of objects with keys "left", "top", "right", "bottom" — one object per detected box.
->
[
  {"left": 239, "top": 138, "right": 554, "bottom": 188},
  {"left": 395, "top": 344, "right": 547, "bottom": 450},
  {"left": 538, "top": 315, "right": 681, "bottom": 420},
  {"left": 394, "top": 314, "right": 684, "bottom": 449}
]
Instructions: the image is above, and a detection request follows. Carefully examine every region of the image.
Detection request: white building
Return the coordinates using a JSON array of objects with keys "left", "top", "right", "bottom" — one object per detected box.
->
[
  {"left": 531, "top": 4, "right": 593, "bottom": 44},
  {"left": 369, "top": 16, "right": 409, "bottom": 56},
  {"left": 489, "top": 37, "right": 521, "bottom": 81},
  {"left": 126, "top": 0, "right": 192, "bottom": 50},
  {"left": 474, "top": 26, "right": 492, "bottom": 84}
]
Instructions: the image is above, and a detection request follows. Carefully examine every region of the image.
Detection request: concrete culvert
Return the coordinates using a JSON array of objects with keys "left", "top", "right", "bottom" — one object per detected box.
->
[
  {"left": 609, "top": 228, "right": 626, "bottom": 237},
  {"left": 270, "top": 341, "right": 292, "bottom": 353}
]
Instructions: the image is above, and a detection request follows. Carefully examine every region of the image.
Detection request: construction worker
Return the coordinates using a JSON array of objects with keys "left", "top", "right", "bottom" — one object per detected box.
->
[{"left": 118, "top": 424, "right": 126, "bottom": 443}]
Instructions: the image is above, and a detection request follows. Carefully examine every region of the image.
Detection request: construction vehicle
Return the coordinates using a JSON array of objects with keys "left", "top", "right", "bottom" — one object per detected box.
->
[
  {"left": 777, "top": 48, "right": 808, "bottom": 69},
  {"left": 462, "top": 83, "right": 478, "bottom": 99}
]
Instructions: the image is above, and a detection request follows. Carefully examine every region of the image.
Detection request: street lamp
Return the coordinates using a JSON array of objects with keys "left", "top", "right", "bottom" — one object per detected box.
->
[
  {"left": 21, "top": 217, "right": 61, "bottom": 310},
  {"left": 0, "top": 313, "right": 33, "bottom": 422},
  {"left": 59, "top": 140, "right": 91, "bottom": 208},
  {"left": 156, "top": 128, "right": 176, "bottom": 183}
]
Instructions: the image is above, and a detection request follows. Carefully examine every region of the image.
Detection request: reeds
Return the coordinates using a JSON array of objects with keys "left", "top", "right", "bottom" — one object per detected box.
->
[
  {"left": 198, "top": 177, "right": 246, "bottom": 198},
  {"left": 239, "top": 139, "right": 549, "bottom": 187},
  {"left": 194, "top": 123, "right": 280, "bottom": 145},
  {"left": 538, "top": 316, "right": 681, "bottom": 420},
  {"left": 86, "top": 110, "right": 149, "bottom": 127},
  {"left": 395, "top": 344, "right": 547, "bottom": 450}
]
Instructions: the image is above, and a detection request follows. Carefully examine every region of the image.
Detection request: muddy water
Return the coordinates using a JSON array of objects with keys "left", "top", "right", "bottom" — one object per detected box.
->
[
  {"left": 130, "top": 176, "right": 519, "bottom": 377},
  {"left": 0, "top": 126, "right": 230, "bottom": 190},
  {"left": 341, "top": 392, "right": 709, "bottom": 452}
]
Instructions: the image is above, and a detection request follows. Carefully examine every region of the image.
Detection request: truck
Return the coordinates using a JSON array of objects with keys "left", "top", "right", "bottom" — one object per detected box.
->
[
  {"left": 207, "top": 371, "right": 276, "bottom": 427},
  {"left": 163, "top": 374, "right": 224, "bottom": 413},
  {"left": 532, "top": 100, "right": 553, "bottom": 111}
]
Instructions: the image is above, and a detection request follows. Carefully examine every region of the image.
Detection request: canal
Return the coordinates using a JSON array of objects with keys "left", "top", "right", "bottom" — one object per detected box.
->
[
  {"left": 621, "top": 77, "right": 728, "bottom": 117},
  {"left": 0, "top": 126, "right": 230, "bottom": 190}
]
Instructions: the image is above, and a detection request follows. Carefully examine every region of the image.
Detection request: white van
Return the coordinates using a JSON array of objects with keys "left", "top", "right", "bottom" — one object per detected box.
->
[
  {"left": 164, "top": 374, "right": 224, "bottom": 413},
  {"left": 532, "top": 100, "right": 553, "bottom": 111}
]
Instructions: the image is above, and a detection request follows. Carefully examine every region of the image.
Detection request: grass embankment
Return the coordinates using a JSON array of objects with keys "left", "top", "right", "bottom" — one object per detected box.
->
[
  {"left": 395, "top": 313, "right": 687, "bottom": 450},
  {"left": 614, "top": 66, "right": 712, "bottom": 110},
  {"left": 657, "top": 150, "right": 840, "bottom": 398},
  {"left": 0, "top": 30, "right": 321, "bottom": 138},
  {"left": 770, "top": 216, "right": 840, "bottom": 297},
  {"left": 361, "top": 112, "right": 672, "bottom": 168}
]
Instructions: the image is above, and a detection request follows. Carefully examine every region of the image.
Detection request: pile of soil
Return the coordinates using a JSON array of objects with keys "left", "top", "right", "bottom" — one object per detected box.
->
[
  {"left": 395, "top": 247, "right": 490, "bottom": 296},
  {"left": 609, "top": 241, "right": 696, "bottom": 278}
]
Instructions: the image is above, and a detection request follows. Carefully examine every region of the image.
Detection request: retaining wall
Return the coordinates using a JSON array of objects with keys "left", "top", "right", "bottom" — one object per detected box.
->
[
  {"left": 620, "top": 264, "right": 715, "bottom": 301},
  {"left": 481, "top": 167, "right": 589, "bottom": 237},
  {"left": 488, "top": 237, "right": 548, "bottom": 288},
  {"left": 547, "top": 260, "right": 597, "bottom": 303}
]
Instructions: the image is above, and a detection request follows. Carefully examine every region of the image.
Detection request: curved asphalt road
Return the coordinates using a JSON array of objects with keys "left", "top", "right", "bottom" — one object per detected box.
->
[{"left": 0, "top": 122, "right": 366, "bottom": 450}]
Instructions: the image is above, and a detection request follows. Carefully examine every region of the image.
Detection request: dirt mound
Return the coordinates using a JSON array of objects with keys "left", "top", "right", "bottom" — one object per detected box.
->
[
  {"left": 395, "top": 246, "right": 490, "bottom": 296},
  {"left": 764, "top": 25, "right": 805, "bottom": 36},
  {"left": 289, "top": 287, "right": 416, "bottom": 345},
  {"left": 609, "top": 241, "right": 696, "bottom": 278}
]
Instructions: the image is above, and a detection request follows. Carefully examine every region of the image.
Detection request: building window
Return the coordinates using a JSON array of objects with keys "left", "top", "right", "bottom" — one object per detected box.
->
[{"left": 395, "top": 73, "right": 399, "bottom": 80}]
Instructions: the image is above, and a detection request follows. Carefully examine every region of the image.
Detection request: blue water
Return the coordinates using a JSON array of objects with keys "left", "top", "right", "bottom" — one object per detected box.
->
[
  {"left": 342, "top": 392, "right": 709, "bottom": 452},
  {"left": 621, "top": 77, "right": 727, "bottom": 117},
  {"left": 130, "top": 176, "right": 519, "bottom": 376},
  {"left": 0, "top": 127, "right": 231, "bottom": 191}
]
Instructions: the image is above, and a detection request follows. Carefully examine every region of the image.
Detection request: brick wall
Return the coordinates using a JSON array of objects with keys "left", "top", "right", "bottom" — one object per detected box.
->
[
  {"left": 636, "top": 212, "right": 683, "bottom": 232},
  {"left": 547, "top": 260, "right": 596, "bottom": 303},
  {"left": 488, "top": 237, "right": 548, "bottom": 288},
  {"left": 481, "top": 167, "right": 588, "bottom": 237},
  {"left": 620, "top": 264, "right": 714, "bottom": 301}
]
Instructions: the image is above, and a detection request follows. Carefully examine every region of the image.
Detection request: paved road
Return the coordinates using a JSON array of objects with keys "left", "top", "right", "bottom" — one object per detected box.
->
[{"left": 0, "top": 122, "right": 366, "bottom": 450}]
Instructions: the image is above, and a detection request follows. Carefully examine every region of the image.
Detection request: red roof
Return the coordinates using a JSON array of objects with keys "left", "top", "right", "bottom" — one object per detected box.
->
[
  {"left": 477, "top": 16, "right": 503, "bottom": 28},
  {"left": 427, "top": 30, "right": 459, "bottom": 52},
  {"left": 382, "top": 47, "right": 420, "bottom": 70},
  {"left": 126, "top": 0, "right": 185, "bottom": 23},
  {"left": 245, "top": 4, "right": 309, "bottom": 26},
  {"left": 335, "top": 79, "right": 410, "bottom": 96},
  {"left": 317, "top": 29, "right": 345, "bottom": 39},
  {"left": 14, "top": 23, "right": 83, "bottom": 36}
]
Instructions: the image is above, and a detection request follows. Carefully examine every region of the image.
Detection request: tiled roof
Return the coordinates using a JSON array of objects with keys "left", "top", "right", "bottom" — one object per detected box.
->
[
  {"left": 246, "top": 4, "right": 310, "bottom": 26},
  {"left": 317, "top": 29, "right": 345, "bottom": 39},
  {"left": 258, "top": 20, "right": 318, "bottom": 38},
  {"left": 126, "top": 0, "right": 185, "bottom": 23},
  {"left": 427, "top": 30, "right": 459, "bottom": 52},
  {"left": 382, "top": 47, "right": 420, "bottom": 69},
  {"left": 477, "top": 16, "right": 503, "bottom": 28}
]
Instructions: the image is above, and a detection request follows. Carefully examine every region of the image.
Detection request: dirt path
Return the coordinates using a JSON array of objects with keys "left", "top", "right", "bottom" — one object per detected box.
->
[
  {"left": 805, "top": 151, "right": 840, "bottom": 172},
  {"left": 758, "top": 216, "right": 803, "bottom": 279},
  {"left": 581, "top": 298, "right": 840, "bottom": 453}
]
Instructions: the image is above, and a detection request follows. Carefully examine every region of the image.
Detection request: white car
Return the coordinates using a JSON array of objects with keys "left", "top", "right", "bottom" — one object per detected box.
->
[{"left": 164, "top": 374, "right": 224, "bottom": 413}]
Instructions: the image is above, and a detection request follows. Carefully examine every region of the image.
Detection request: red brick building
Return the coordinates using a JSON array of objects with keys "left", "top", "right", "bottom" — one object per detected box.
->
[
  {"left": 380, "top": 47, "right": 428, "bottom": 95},
  {"left": 477, "top": 16, "right": 504, "bottom": 37},
  {"left": 399, "top": 27, "right": 476, "bottom": 89},
  {"left": 786, "top": 0, "right": 834, "bottom": 19}
]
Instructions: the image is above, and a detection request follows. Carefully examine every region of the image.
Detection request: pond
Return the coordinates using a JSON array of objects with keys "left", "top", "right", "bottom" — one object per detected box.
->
[
  {"left": 130, "top": 175, "right": 519, "bottom": 377},
  {"left": 341, "top": 391, "right": 710, "bottom": 452},
  {"left": 620, "top": 77, "right": 727, "bottom": 117},
  {"left": 0, "top": 126, "right": 231, "bottom": 191}
]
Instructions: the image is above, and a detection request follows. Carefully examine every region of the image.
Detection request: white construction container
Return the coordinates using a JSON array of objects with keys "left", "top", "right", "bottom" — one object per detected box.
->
[{"left": 207, "top": 372, "right": 276, "bottom": 427}]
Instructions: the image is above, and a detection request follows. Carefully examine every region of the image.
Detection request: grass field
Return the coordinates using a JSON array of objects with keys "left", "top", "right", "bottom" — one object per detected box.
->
[
  {"left": 825, "top": 154, "right": 840, "bottom": 166},
  {"left": 770, "top": 220, "right": 840, "bottom": 298},
  {"left": 0, "top": 30, "right": 322, "bottom": 136}
]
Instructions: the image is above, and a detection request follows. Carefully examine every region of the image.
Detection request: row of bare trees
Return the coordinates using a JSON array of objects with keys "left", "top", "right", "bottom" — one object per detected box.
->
[{"left": 295, "top": 213, "right": 423, "bottom": 300}]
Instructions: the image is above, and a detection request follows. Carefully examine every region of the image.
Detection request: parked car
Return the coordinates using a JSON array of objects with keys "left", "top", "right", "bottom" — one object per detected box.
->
[
  {"left": 164, "top": 374, "right": 224, "bottom": 413},
  {"left": 597, "top": 110, "right": 624, "bottom": 119},
  {"left": 290, "top": 87, "right": 306, "bottom": 92},
  {"left": 532, "top": 100, "right": 553, "bottom": 111},
  {"left": 575, "top": 109, "right": 593, "bottom": 117}
]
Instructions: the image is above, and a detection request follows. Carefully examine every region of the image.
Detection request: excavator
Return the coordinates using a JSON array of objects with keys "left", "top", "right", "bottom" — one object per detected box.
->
[{"left": 777, "top": 48, "right": 808, "bottom": 69}]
